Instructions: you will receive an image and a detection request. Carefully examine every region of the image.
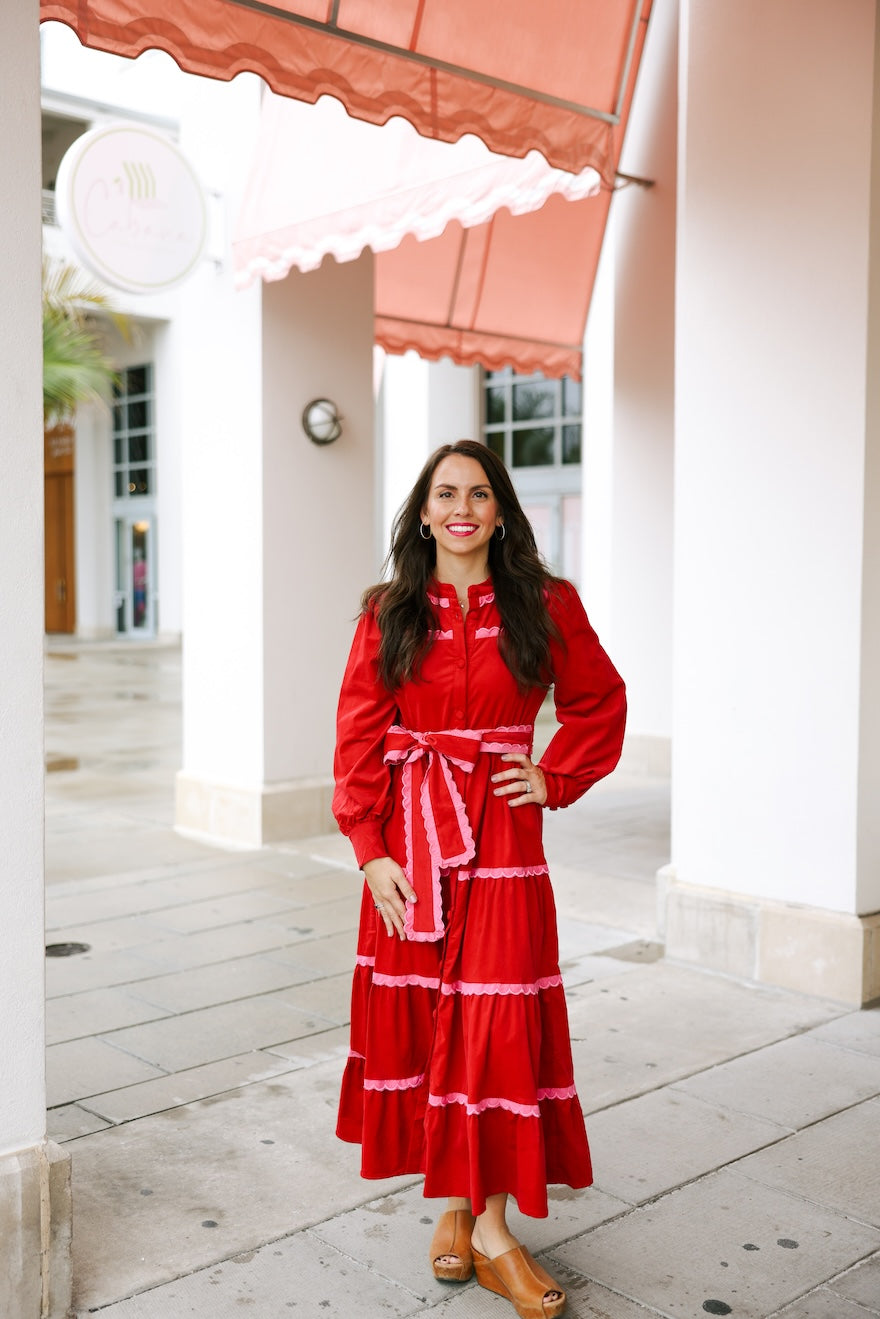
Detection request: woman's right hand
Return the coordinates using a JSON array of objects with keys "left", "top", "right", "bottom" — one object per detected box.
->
[{"left": 363, "top": 856, "right": 417, "bottom": 940}]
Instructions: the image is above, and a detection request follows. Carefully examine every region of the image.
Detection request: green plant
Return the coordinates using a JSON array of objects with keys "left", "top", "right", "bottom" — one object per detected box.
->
[{"left": 42, "top": 257, "right": 121, "bottom": 424}]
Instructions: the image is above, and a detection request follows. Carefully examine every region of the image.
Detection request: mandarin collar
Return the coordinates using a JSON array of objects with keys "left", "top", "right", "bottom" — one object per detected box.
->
[{"left": 428, "top": 576, "right": 494, "bottom": 603}]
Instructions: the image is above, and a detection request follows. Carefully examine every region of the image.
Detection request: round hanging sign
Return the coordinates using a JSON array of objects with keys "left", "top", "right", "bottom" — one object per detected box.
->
[{"left": 55, "top": 124, "right": 207, "bottom": 294}]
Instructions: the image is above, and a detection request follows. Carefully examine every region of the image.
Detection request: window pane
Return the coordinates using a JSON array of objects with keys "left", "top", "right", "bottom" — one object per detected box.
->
[
  {"left": 113, "top": 436, "right": 123, "bottom": 464},
  {"left": 512, "top": 382, "right": 554, "bottom": 422},
  {"left": 113, "top": 404, "right": 124, "bottom": 430},
  {"left": 562, "top": 377, "right": 582, "bottom": 416},
  {"left": 512, "top": 427, "right": 554, "bottom": 467},
  {"left": 129, "top": 468, "right": 151, "bottom": 495},
  {"left": 126, "top": 365, "right": 148, "bottom": 396},
  {"left": 114, "top": 471, "right": 125, "bottom": 497},
  {"left": 486, "top": 431, "right": 505, "bottom": 461},
  {"left": 128, "top": 434, "right": 149, "bottom": 463},
  {"left": 128, "top": 399, "right": 149, "bottom": 430},
  {"left": 562, "top": 425, "right": 582, "bottom": 464},
  {"left": 485, "top": 367, "right": 510, "bottom": 383},
  {"left": 485, "top": 387, "right": 506, "bottom": 425}
]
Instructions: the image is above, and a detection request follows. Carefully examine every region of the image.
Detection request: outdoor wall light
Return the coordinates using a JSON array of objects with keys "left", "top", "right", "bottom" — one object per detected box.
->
[{"left": 302, "top": 397, "right": 343, "bottom": 445}]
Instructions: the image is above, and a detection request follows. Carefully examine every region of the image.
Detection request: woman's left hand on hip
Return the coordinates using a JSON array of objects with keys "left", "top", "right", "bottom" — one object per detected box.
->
[{"left": 491, "top": 753, "right": 547, "bottom": 807}]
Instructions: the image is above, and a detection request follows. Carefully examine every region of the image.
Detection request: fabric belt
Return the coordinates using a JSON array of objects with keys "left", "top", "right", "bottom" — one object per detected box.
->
[{"left": 383, "top": 724, "right": 533, "bottom": 942}]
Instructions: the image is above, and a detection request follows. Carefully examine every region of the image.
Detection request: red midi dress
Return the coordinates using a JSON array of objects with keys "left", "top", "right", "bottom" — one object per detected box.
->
[{"left": 333, "top": 577, "right": 626, "bottom": 1217}]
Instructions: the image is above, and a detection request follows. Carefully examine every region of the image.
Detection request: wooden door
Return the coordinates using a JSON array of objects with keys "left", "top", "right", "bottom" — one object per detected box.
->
[{"left": 44, "top": 425, "right": 76, "bottom": 633}]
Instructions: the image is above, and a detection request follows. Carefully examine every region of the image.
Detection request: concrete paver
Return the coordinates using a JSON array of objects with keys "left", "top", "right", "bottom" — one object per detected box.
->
[
  {"left": 95, "top": 994, "right": 338, "bottom": 1072},
  {"left": 550, "top": 1168, "right": 880, "bottom": 1319},
  {"left": 672, "top": 1031, "right": 880, "bottom": 1128},
  {"left": 42, "top": 642, "right": 878, "bottom": 1318},
  {"left": 81, "top": 1051, "right": 299, "bottom": 1125},
  {"left": 46, "top": 985, "right": 174, "bottom": 1046},
  {"left": 737, "top": 1097, "right": 880, "bottom": 1228},
  {"left": 811, "top": 1009, "right": 880, "bottom": 1057},
  {"left": 124, "top": 953, "right": 319, "bottom": 1015},
  {"left": 68, "top": 1064, "right": 417, "bottom": 1311},
  {"left": 822, "top": 1252, "right": 880, "bottom": 1313},
  {"left": 82, "top": 1231, "right": 431, "bottom": 1318},
  {"left": 46, "top": 1036, "right": 167, "bottom": 1108},
  {"left": 586, "top": 1088, "right": 789, "bottom": 1205},
  {"left": 567, "top": 966, "right": 843, "bottom": 1115},
  {"left": 772, "top": 1291, "right": 880, "bottom": 1319}
]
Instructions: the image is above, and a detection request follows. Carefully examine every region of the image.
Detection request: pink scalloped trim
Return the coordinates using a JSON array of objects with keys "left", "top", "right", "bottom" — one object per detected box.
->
[
  {"left": 429, "top": 629, "right": 453, "bottom": 641},
  {"left": 372, "top": 972, "right": 441, "bottom": 990},
  {"left": 427, "top": 754, "right": 476, "bottom": 871},
  {"left": 440, "top": 974, "right": 563, "bottom": 996},
  {"left": 427, "top": 1085, "right": 577, "bottom": 1116},
  {"left": 348, "top": 1049, "right": 365, "bottom": 1060},
  {"left": 457, "top": 864, "right": 550, "bottom": 880},
  {"left": 427, "top": 594, "right": 451, "bottom": 607},
  {"left": 364, "top": 1072, "right": 424, "bottom": 1092},
  {"left": 537, "top": 1084, "right": 578, "bottom": 1102},
  {"left": 428, "top": 1092, "right": 540, "bottom": 1118},
  {"left": 355, "top": 954, "right": 376, "bottom": 967},
  {"left": 400, "top": 755, "right": 420, "bottom": 939},
  {"left": 475, "top": 626, "right": 501, "bottom": 638},
  {"left": 478, "top": 592, "right": 496, "bottom": 606}
]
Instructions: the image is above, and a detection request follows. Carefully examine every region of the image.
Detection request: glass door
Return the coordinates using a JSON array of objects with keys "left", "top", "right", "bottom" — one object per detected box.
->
[{"left": 115, "top": 515, "right": 156, "bottom": 636}]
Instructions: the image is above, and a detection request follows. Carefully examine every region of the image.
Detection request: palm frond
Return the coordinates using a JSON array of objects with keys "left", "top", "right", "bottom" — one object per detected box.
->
[
  {"left": 43, "top": 310, "right": 119, "bottom": 423},
  {"left": 42, "top": 256, "right": 126, "bottom": 422}
]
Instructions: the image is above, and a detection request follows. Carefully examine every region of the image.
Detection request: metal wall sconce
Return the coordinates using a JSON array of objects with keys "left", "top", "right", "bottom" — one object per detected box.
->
[{"left": 302, "top": 397, "right": 343, "bottom": 445}]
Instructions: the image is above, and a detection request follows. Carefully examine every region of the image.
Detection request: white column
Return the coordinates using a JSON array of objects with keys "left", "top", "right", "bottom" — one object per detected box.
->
[
  {"left": 174, "top": 72, "right": 377, "bottom": 845},
  {"left": 0, "top": 2, "right": 71, "bottom": 1311},
  {"left": 608, "top": 0, "right": 677, "bottom": 772},
  {"left": 260, "top": 252, "right": 377, "bottom": 813},
  {"left": 580, "top": 224, "right": 616, "bottom": 644},
  {"left": 665, "top": 0, "right": 880, "bottom": 1004},
  {"left": 581, "top": 0, "right": 677, "bottom": 776},
  {"left": 174, "top": 74, "right": 266, "bottom": 842}
]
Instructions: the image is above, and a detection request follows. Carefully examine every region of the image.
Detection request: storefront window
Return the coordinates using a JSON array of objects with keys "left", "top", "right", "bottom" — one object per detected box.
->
[
  {"left": 482, "top": 367, "right": 582, "bottom": 469},
  {"left": 481, "top": 366, "right": 583, "bottom": 582},
  {"left": 112, "top": 365, "right": 154, "bottom": 498}
]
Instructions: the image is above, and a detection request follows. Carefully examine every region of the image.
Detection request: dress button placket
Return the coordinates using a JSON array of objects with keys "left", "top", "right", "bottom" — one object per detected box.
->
[{"left": 453, "top": 601, "right": 466, "bottom": 723}]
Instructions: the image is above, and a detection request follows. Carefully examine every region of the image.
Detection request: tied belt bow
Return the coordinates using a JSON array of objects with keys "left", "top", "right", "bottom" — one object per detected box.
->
[{"left": 383, "top": 725, "right": 533, "bottom": 941}]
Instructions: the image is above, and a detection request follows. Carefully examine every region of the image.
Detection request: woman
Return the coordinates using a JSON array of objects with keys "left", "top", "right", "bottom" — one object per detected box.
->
[{"left": 333, "top": 440, "right": 625, "bottom": 1319}]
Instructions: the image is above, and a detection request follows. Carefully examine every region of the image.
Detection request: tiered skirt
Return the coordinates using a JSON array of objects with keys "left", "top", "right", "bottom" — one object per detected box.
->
[{"left": 337, "top": 849, "right": 592, "bottom": 1217}]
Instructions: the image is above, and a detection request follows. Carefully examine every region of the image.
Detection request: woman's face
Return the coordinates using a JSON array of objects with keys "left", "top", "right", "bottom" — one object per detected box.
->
[{"left": 421, "top": 454, "right": 503, "bottom": 562}]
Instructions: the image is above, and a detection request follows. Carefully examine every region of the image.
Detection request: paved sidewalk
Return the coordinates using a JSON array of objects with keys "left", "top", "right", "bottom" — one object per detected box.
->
[{"left": 45, "top": 642, "right": 880, "bottom": 1318}]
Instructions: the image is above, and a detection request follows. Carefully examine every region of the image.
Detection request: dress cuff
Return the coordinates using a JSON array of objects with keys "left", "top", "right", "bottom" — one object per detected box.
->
[
  {"left": 348, "top": 819, "right": 388, "bottom": 869},
  {"left": 538, "top": 768, "right": 562, "bottom": 810}
]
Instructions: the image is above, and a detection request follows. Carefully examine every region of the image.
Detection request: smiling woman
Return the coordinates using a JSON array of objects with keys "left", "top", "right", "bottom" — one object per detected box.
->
[
  {"left": 421, "top": 455, "right": 503, "bottom": 569},
  {"left": 332, "top": 439, "right": 627, "bottom": 1319}
]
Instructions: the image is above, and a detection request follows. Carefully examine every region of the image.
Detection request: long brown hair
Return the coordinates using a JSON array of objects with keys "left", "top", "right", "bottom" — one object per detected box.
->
[{"left": 363, "top": 440, "right": 561, "bottom": 691}]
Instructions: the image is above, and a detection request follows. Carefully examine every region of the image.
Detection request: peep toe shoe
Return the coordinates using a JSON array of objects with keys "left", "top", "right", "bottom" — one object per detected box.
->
[
  {"left": 472, "top": 1243, "right": 567, "bottom": 1319},
  {"left": 429, "top": 1209, "right": 476, "bottom": 1282}
]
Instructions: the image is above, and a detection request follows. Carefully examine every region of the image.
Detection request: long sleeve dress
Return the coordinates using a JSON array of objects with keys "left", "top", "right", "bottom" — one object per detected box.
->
[{"left": 332, "top": 576, "right": 626, "bottom": 1218}]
